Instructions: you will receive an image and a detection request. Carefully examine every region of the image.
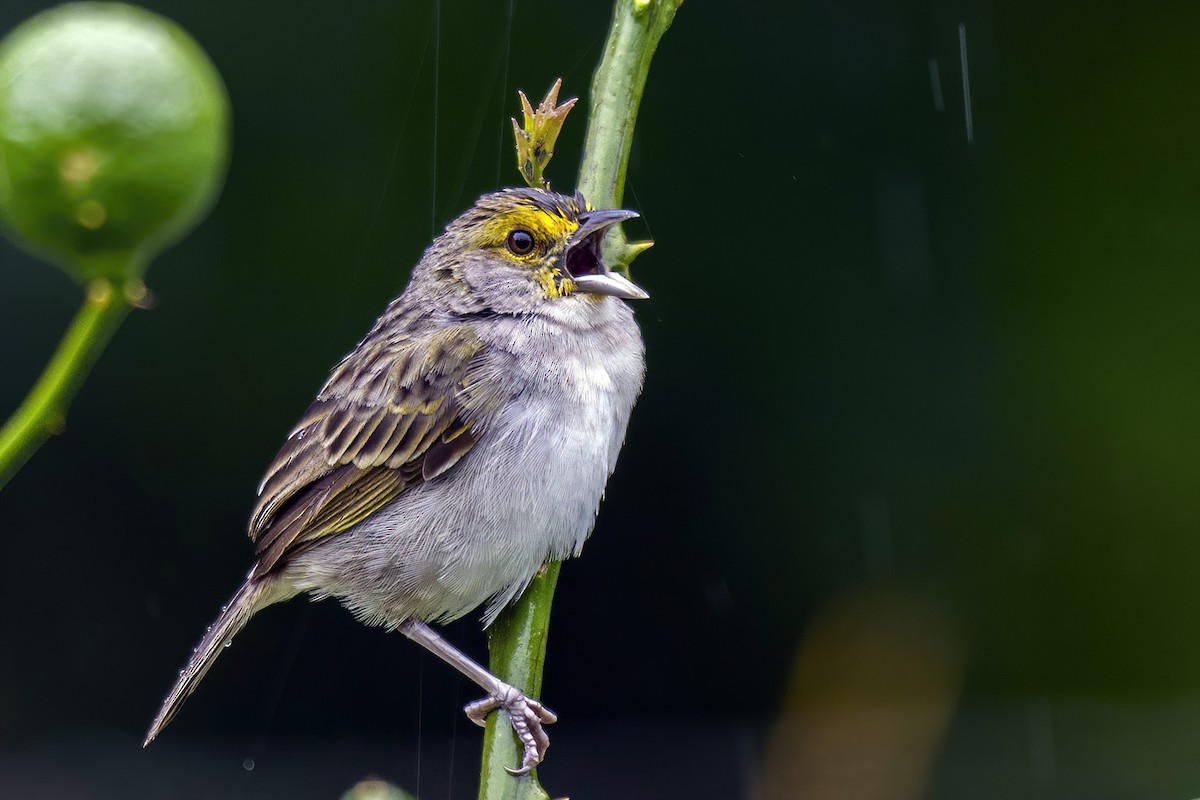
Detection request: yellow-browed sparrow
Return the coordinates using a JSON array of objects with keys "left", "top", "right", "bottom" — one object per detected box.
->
[{"left": 145, "top": 187, "right": 647, "bottom": 774}]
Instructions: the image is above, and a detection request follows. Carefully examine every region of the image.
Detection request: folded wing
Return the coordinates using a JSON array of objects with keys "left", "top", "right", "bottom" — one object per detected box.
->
[{"left": 248, "top": 324, "right": 486, "bottom": 576}]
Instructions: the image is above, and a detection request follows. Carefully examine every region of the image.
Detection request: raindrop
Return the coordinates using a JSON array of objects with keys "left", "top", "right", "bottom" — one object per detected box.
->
[{"left": 958, "top": 23, "right": 974, "bottom": 143}]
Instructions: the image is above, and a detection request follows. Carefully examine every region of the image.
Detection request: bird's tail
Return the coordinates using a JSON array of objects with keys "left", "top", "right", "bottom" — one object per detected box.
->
[{"left": 144, "top": 576, "right": 285, "bottom": 746}]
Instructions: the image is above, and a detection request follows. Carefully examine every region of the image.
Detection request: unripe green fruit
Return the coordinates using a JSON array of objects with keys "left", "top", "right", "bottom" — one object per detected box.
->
[{"left": 0, "top": 2, "right": 230, "bottom": 281}]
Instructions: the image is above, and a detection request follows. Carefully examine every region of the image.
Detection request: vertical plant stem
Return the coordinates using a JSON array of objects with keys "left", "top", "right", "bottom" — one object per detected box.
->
[
  {"left": 478, "top": 563, "right": 560, "bottom": 800},
  {"left": 478, "top": 1, "right": 682, "bottom": 797},
  {"left": 0, "top": 279, "right": 133, "bottom": 488},
  {"left": 577, "top": 0, "right": 682, "bottom": 211}
]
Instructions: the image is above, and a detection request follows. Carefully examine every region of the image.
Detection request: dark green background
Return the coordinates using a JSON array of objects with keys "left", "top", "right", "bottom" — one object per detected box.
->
[{"left": 2, "top": 1, "right": 1199, "bottom": 798}]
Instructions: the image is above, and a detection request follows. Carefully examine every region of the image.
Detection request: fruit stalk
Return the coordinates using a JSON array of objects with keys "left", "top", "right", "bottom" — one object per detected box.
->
[{"left": 0, "top": 279, "right": 134, "bottom": 488}]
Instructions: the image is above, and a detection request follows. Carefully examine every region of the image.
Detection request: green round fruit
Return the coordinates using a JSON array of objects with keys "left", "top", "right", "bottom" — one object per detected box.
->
[{"left": 0, "top": 2, "right": 230, "bottom": 281}]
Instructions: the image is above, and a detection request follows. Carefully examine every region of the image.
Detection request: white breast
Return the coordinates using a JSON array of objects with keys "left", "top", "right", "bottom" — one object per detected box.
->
[{"left": 286, "top": 297, "right": 645, "bottom": 628}]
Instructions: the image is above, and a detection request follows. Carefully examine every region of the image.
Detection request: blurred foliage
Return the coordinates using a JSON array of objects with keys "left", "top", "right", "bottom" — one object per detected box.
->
[
  {"left": 1, "top": 0, "right": 1199, "bottom": 797},
  {"left": 340, "top": 777, "right": 414, "bottom": 800}
]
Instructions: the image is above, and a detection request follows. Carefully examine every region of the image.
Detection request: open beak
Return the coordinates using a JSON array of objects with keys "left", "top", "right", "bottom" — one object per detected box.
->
[{"left": 563, "top": 208, "right": 650, "bottom": 300}]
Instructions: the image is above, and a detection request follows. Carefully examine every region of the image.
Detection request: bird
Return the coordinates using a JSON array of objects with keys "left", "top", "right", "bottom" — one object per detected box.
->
[{"left": 143, "top": 186, "right": 648, "bottom": 775}]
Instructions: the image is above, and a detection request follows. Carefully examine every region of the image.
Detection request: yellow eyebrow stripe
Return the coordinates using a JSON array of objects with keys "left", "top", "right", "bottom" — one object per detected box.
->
[{"left": 476, "top": 206, "right": 578, "bottom": 249}]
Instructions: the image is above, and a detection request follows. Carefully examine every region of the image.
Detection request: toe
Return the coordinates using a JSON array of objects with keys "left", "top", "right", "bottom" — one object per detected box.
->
[
  {"left": 526, "top": 698, "right": 558, "bottom": 724},
  {"left": 464, "top": 696, "right": 498, "bottom": 728}
]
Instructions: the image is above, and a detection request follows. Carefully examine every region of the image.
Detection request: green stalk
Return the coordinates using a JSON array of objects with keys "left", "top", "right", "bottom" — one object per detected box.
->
[
  {"left": 478, "top": 563, "right": 560, "bottom": 800},
  {"left": 478, "top": 1, "right": 682, "bottom": 797},
  {"left": 0, "top": 278, "right": 136, "bottom": 488},
  {"left": 577, "top": 0, "right": 682, "bottom": 212}
]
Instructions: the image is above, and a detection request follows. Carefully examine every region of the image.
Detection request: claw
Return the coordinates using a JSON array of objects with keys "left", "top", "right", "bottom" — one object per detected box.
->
[
  {"left": 464, "top": 696, "right": 496, "bottom": 728},
  {"left": 464, "top": 685, "right": 557, "bottom": 775}
]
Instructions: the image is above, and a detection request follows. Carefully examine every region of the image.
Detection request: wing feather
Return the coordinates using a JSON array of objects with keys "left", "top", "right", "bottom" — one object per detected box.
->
[
  {"left": 246, "top": 323, "right": 488, "bottom": 576},
  {"left": 422, "top": 423, "right": 477, "bottom": 480}
]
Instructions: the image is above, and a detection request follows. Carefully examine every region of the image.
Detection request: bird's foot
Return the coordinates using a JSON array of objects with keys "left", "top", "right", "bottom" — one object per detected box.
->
[{"left": 465, "top": 684, "right": 558, "bottom": 776}]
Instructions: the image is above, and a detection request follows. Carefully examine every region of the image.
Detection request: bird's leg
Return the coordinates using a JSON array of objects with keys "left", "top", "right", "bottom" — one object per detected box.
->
[{"left": 398, "top": 619, "right": 557, "bottom": 776}]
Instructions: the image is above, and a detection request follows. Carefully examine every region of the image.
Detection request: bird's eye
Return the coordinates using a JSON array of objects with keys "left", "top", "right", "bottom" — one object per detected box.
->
[{"left": 506, "top": 229, "right": 535, "bottom": 256}]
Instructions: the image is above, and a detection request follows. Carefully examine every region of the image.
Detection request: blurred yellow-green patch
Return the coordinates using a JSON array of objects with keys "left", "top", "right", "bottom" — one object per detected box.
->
[{"left": 0, "top": 1, "right": 230, "bottom": 281}]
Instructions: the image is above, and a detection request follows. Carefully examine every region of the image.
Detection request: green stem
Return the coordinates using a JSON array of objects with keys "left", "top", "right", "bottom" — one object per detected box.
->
[
  {"left": 478, "top": 1, "right": 681, "bottom": 797},
  {"left": 577, "top": 0, "right": 682, "bottom": 212},
  {"left": 0, "top": 279, "right": 134, "bottom": 488},
  {"left": 479, "top": 563, "right": 560, "bottom": 800}
]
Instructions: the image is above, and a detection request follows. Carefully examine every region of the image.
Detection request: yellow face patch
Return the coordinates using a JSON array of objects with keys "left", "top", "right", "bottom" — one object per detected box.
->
[
  {"left": 473, "top": 205, "right": 580, "bottom": 258},
  {"left": 533, "top": 266, "right": 577, "bottom": 299}
]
